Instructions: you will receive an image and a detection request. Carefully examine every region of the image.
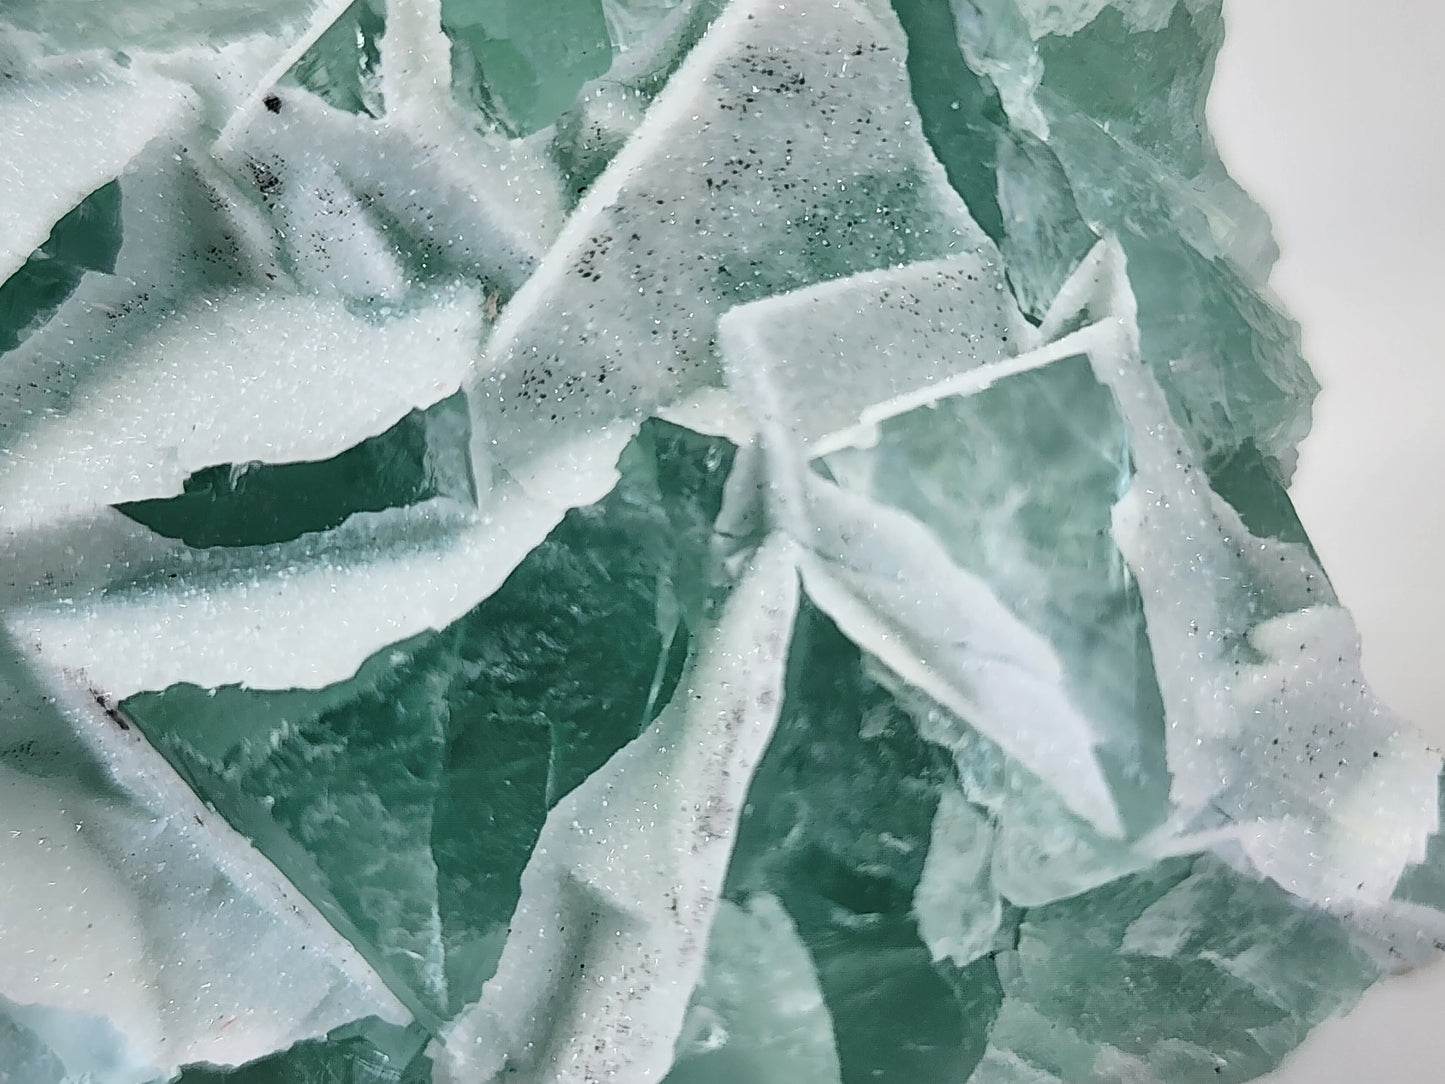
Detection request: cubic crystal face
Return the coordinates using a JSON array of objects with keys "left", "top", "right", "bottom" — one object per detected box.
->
[{"left": 0, "top": 1, "right": 1440, "bottom": 1083}]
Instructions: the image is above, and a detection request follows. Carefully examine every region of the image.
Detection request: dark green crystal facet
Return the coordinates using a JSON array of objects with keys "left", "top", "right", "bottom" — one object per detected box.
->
[{"left": 0, "top": 1, "right": 1437, "bottom": 1082}]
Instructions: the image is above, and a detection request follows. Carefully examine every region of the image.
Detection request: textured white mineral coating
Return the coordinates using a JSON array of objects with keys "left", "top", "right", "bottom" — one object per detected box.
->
[
  {"left": 376, "top": 0, "right": 454, "bottom": 121},
  {"left": 0, "top": 288, "right": 485, "bottom": 529},
  {"left": 0, "top": 765, "right": 165, "bottom": 1069},
  {"left": 10, "top": 476, "right": 597, "bottom": 694},
  {"left": 207, "top": 0, "right": 361, "bottom": 146},
  {"left": 0, "top": 667, "right": 407, "bottom": 1079},
  {"left": 435, "top": 534, "right": 800, "bottom": 1084},
  {"left": 1, "top": 0, "right": 359, "bottom": 289},
  {"left": 221, "top": 75, "right": 556, "bottom": 292}
]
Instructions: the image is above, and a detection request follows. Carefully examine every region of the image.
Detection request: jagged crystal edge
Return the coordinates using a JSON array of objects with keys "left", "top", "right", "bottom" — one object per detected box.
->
[{"left": 1, "top": 1, "right": 1440, "bottom": 1082}]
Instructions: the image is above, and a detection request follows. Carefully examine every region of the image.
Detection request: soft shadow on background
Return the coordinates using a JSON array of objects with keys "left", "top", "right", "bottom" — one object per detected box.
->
[{"left": 1210, "top": 0, "right": 1445, "bottom": 1079}]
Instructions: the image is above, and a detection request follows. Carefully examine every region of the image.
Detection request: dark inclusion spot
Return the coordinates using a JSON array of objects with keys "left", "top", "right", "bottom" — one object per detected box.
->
[{"left": 263, "top": 94, "right": 283, "bottom": 113}]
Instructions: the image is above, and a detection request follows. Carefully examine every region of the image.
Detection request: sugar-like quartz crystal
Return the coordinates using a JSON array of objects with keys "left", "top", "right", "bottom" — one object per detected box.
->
[{"left": 1, "top": 1, "right": 1441, "bottom": 1082}]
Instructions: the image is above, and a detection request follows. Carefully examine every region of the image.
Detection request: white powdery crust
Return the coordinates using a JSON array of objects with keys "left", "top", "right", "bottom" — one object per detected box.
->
[
  {"left": 1055, "top": 239, "right": 1441, "bottom": 913},
  {"left": 715, "top": 249, "right": 1036, "bottom": 455},
  {"left": 435, "top": 535, "right": 800, "bottom": 1084},
  {"left": 0, "top": 287, "right": 485, "bottom": 528},
  {"left": 0, "top": 660, "right": 408, "bottom": 1079}
]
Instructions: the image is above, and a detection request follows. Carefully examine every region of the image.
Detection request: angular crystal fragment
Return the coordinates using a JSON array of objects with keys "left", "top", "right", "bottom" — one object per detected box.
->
[
  {"left": 0, "top": 180, "right": 122, "bottom": 354},
  {"left": 980, "top": 856, "right": 1383, "bottom": 1082},
  {"left": 442, "top": 0, "right": 615, "bottom": 133},
  {"left": 0, "top": 287, "right": 486, "bottom": 532},
  {"left": 282, "top": 0, "right": 386, "bottom": 117},
  {"left": 116, "top": 392, "right": 475, "bottom": 548},
  {"left": 822, "top": 354, "right": 1169, "bottom": 842},
  {"left": 120, "top": 422, "right": 732, "bottom": 1018},
  {"left": 1, "top": 0, "right": 1441, "bottom": 1081},
  {"left": 471, "top": 0, "right": 988, "bottom": 490},
  {"left": 893, "top": 0, "right": 1313, "bottom": 478},
  {"left": 663, "top": 895, "right": 842, "bottom": 1084},
  {"left": 721, "top": 601, "right": 1000, "bottom": 1081},
  {"left": 0, "top": 637, "right": 407, "bottom": 1081}
]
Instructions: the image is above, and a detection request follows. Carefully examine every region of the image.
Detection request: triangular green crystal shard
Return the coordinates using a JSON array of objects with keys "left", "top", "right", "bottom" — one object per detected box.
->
[
  {"left": 822, "top": 354, "right": 1170, "bottom": 844},
  {"left": 174, "top": 1019, "right": 432, "bottom": 1084},
  {"left": 2, "top": 0, "right": 1443, "bottom": 1082},
  {"left": 442, "top": 0, "right": 616, "bottom": 133},
  {"left": 281, "top": 0, "right": 386, "bottom": 117},
  {"left": 121, "top": 421, "right": 734, "bottom": 1019},
  {"left": 663, "top": 894, "right": 843, "bottom": 1084}
]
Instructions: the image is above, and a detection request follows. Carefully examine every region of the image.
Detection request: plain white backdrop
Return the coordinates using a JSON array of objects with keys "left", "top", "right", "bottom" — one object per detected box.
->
[{"left": 1209, "top": 1, "right": 1445, "bottom": 1080}]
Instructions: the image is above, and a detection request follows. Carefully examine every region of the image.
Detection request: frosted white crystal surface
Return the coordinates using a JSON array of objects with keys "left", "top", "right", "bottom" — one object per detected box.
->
[{"left": 436, "top": 535, "right": 800, "bottom": 1084}]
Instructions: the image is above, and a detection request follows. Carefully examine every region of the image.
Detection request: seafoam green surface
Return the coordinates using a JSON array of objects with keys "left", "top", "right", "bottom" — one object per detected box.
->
[{"left": 1, "top": 1, "right": 1442, "bottom": 1083}]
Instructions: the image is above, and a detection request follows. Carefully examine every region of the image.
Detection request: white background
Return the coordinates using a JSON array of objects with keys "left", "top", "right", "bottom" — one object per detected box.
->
[{"left": 1210, "top": 1, "right": 1445, "bottom": 1080}]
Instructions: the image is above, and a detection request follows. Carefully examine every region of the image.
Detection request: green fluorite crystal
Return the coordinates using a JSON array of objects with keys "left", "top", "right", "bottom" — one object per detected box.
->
[
  {"left": 1, "top": 2, "right": 1441, "bottom": 1083},
  {"left": 121, "top": 421, "right": 730, "bottom": 1022}
]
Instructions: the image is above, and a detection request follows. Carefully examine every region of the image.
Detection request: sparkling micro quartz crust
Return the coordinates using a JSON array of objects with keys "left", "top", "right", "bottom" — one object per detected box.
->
[{"left": 0, "top": 1, "right": 1441, "bottom": 1082}]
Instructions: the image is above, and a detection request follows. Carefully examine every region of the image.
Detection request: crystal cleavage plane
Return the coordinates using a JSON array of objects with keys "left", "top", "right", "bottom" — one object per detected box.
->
[{"left": 0, "top": 1, "right": 1441, "bottom": 1082}]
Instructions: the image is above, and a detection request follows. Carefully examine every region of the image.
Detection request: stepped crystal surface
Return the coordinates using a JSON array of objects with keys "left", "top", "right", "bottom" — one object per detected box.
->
[{"left": 0, "top": 1, "right": 1440, "bottom": 1082}]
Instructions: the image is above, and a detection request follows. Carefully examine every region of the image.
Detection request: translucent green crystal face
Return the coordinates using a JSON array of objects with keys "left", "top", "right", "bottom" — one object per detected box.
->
[{"left": 1, "top": 2, "right": 1441, "bottom": 1083}]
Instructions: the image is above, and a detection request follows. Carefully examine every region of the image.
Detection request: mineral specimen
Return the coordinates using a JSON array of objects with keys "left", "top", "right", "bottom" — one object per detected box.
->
[{"left": 0, "top": 1, "right": 1440, "bottom": 1082}]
